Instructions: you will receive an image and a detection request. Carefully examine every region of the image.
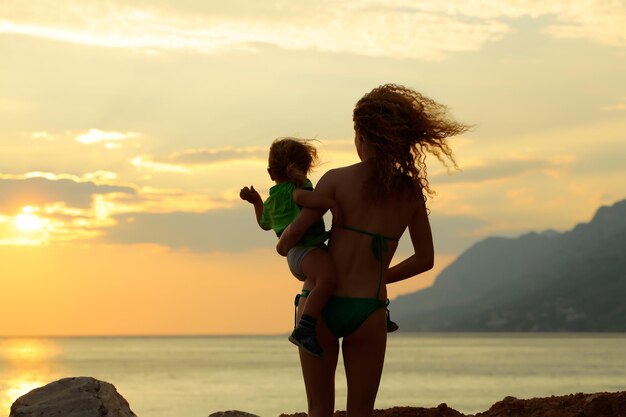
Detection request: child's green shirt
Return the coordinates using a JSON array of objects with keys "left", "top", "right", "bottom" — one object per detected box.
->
[{"left": 259, "top": 179, "right": 328, "bottom": 247}]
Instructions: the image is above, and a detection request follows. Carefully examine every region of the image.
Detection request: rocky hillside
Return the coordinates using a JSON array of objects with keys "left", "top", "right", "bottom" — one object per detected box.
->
[{"left": 392, "top": 199, "right": 626, "bottom": 331}]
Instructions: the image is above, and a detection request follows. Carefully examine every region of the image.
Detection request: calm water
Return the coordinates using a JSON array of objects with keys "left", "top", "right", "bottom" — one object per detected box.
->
[{"left": 1, "top": 334, "right": 625, "bottom": 416}]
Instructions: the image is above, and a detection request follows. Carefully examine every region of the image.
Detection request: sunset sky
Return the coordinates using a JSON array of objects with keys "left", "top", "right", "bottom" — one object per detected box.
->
[{"left": 1, "top": 0, "right": 625, "bottom": 336}]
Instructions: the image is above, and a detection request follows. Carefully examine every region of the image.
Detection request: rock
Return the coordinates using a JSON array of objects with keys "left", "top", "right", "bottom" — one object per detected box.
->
[
  {"left": 281, "top": 391, "right": 626, "bottom": 417},
  {"left": 474, "top": 391, "right": 626, "bottom": 417},
  {"left": 209, "top": 412, "right": 260, "bottom": 417},
  {"left": 281, "top": 405, "right": 465, "bottom": 417},
  {"left": 12, "top": 377, "right": 626, "bottom": 417},
  {"left": 582, "top": 393, "right": 623, "bottom": 417},
  {"left": 10, "top": 377, "right": 136, "bottom": 417}
]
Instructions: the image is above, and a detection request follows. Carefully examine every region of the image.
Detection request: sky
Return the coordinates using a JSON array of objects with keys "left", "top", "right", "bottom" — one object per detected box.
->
[{"left": 1, "top": 0, "right": 625, "bottom": 336}]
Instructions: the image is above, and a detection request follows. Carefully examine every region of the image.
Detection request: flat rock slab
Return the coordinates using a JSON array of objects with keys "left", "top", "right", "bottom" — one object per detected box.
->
[
  {"left": 475, "top": 392, "right": 626, "bottom": 417},
  {"left": 209, "top": 411, "right": 261, "bottom": 417},
  {"left": 10, "top": 377, "right": 136, "bottom": 417},
  {"left": 280, "top": 391, "right": 626, "bottom": 417},
  {"left": 280, "top": 403, "right": 463, "bottom": 417}
]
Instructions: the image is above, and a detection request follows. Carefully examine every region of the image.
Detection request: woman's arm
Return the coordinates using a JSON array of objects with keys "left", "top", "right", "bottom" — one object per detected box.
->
[
  {"left": 276, "top": 170, "right": 337, "bottom": 256},
  {"left": 293, "top": 189, "right": 336, "bottom": 210},
  {"left": 387, "top": 199, "right": 434, "bottom": 283},
  {"left": 277, "top": 207, "right": 326, "bottom": 256}
]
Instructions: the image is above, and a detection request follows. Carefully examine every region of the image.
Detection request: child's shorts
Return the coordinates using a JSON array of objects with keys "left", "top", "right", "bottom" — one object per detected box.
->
[{"left": 286, "top": 244, "right": 324, "bottom": 281}]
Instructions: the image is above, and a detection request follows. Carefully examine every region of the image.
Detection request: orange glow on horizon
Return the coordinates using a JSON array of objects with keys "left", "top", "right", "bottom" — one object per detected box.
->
[
  {"left": 0, "top": 244, "right": 299, "bottom": 336},
  {"left": 0, "top": 243, "right": 442, "bottom": 337}
]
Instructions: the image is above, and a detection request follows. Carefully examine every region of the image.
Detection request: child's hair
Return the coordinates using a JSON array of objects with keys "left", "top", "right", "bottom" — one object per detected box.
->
[
  {"left": 353, "top": 83, "right": 470, "bottom": 201},
  {"left": 268, "top": 137, "right": 318, "bottom": 187}
]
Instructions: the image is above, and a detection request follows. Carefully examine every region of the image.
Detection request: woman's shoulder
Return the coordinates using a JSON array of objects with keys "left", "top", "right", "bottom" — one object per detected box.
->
[
  {"left": 321, "top": 162, "right": 364, "bottom": 178},
  {"left": 317, "top": 163, "right": 362, "bottom": 188},
  {"left": 313, "top": 164, "right": 359, "bottom": 197}
]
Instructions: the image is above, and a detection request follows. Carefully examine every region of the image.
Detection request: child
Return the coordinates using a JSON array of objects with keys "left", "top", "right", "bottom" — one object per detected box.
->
[{"left": 240, "top": 138, "right": 337, "bottom": 358}]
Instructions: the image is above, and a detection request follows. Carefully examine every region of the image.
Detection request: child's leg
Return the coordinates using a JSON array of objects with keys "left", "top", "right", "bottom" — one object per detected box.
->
[
  {"left": 289, "top": 247, "right": 336, "bottom": 357},
  {"left": 299, "top": 247, "right": 336, "bottom": 319}
]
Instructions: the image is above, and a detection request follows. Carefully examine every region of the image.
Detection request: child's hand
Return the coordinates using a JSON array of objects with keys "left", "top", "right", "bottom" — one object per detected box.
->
[{"left": 240, "top": 186, "right": 262, "bottom": 204}]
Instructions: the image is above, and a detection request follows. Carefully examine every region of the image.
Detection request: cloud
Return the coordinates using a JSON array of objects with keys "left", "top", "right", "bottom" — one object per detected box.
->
[
  {"left": 163, "top": 147, "right": 267, "bottom": 165},
  {"left": 603, "top": 97, "right": 626, "bottom": 112},
  {"left": 102, "top": 205, "right": 490, "bottom": 256},
  {"left": 0, "top": 1, "right": 510, "bottom": 60},
  {"left": 430, "top": 214, "right": 490, "bottom": 254},
  {"left": 0, "top": 129, "right": 149, "bottom": 182},
  {"left": 0, "top": 174, "right": 135, "bottom": 212},
  {"left": 130, "top": 156, "right": 190, "bottom": 173},
  {"left": 103, "top": 208, "right": 277, "bottom": 252},
  {"left": 0, "top": 170, "right": 239, "bottom": 246},
  {"left": 0, "top": 97, "right": 33, "bottom": 117},
  {"left": 119, "top": 186, "right": 233, "bottom": 213},
  {"left": 432, "top": 157, "right": 568, "bottom": 184},
  {"left": 130, "top": 147, "right": 267, "bottom": 173},
  {"left": 393, "top": 212, "right": 489, "bottom": 256},
  {"left": 31, "top": 131, "right": 52, "bottom": 140},
  {"left": 9, "top": 0, "right": 625, "bottom": 60},
  {"left": 0, "top": 173, "right": 139, "bottom": 245},
  {"left": 544, "top": 3, "right": 626, "bottom": 46},
  {"left": 75, "top": 128, "right": 140, "bottom": 145}
]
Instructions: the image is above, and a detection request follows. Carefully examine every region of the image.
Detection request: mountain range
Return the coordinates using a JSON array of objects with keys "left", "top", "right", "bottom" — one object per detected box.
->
[{"left": 392, "top": 199, "right": 626, "bottom": 331}]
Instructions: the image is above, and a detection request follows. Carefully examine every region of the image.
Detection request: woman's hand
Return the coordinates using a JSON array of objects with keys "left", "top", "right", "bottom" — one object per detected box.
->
[
  {"left": 276, "top": 224, "right": 293, "bottom": 256},
  {"left": 387, "top": 198, "right": 434, "bottom": 283}
]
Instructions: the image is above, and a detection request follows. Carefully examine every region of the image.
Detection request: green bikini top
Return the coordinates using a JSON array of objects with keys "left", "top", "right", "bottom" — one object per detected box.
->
[{"left": 341, "top": 225, "right": 400, "bottom": 299}]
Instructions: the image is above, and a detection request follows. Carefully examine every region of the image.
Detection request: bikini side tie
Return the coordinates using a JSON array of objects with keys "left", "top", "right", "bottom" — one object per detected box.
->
[{"left": 341, "top": 225, "right": 399, "bottom": 299}]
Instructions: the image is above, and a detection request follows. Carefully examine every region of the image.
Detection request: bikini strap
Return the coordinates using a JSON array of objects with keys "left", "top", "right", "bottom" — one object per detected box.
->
[
  {"left": 341, "top": 225, "right": 400, "bottom": 299},
  {"left": 293, "top": 293, "right": 300, "bottom": 328},
  {"left": 294, "top": 290, "right": 311, "bottom": 328},
  {"left": 341, "top": 225, "right": 399, "bottom": 261}
]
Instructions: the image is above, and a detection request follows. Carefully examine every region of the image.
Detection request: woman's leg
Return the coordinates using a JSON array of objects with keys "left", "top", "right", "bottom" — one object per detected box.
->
[
  {"left": 296, "top": 298, "right": 339, "bottom": 417},
  {"left": 342, "top": 308, "right": 387, "bottom": 417}
]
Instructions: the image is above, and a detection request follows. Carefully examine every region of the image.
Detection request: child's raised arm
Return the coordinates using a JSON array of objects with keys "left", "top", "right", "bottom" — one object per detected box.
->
[{"left": 240, "top": 185, "right": 271, "bottom": 230}]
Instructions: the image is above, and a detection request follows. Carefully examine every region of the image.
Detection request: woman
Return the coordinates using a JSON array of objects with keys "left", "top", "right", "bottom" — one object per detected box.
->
[{"left": 277, "top": 84, "right": 469, "bottom": 417}]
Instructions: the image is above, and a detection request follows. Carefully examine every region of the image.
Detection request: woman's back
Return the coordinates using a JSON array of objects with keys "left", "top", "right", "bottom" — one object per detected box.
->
[{"left": 322, "top": 159, "right": 424, "bottom": 299}]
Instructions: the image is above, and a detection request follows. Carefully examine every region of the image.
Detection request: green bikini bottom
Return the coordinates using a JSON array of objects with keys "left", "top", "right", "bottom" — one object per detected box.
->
[
  {"left": 294, "top": 224, "right": 399, "bottom": 339},
  {"left": 297, "top": 290, "right": 387, "bottom": 339}
]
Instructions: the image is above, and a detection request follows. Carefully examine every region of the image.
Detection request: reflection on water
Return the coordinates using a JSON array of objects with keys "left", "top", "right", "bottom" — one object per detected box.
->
[{"left": 0, "top": 339, "right": 60, "bottom": 413}]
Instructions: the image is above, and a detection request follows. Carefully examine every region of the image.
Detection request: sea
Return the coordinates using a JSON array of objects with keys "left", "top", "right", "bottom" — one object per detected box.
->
[{"left": 1, "top": 334, "right": 625, "bottom": 417}]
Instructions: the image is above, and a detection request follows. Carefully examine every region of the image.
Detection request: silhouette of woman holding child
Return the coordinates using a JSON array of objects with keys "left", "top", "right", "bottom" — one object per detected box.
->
[{"left": 277, "top": 84, "right": 469, "bottom": 417}]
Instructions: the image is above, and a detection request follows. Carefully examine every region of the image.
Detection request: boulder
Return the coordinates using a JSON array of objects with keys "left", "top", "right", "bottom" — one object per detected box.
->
[{"left": 9, "top": 377, "right": 136, "bottom": 417}]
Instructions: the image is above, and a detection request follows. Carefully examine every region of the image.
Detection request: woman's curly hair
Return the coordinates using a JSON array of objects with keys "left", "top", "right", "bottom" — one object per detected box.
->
[
  {"left": 353, "top": 84, "right": 470, "bottom": 201},
  {"left": 268, "top": 137, "right": 318, "bottom": 187}
]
